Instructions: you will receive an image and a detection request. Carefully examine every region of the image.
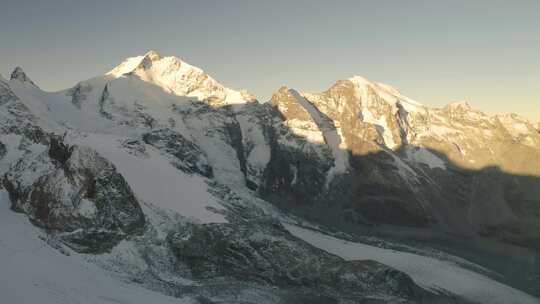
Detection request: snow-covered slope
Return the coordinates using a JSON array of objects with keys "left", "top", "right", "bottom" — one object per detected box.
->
[
  {"left": 273, "top": 75, "right": 540, "bottom": 175},
  {"left": 5, "top": 52, "right": 270, "bottom": 223},
  {"left": 1, "top": 51, "right": 540, "bottom": 303},
  {"left": 108, "top": 50, "right": 251, "bottom": 106},
  {"left": 0, "top": 190, "right": 192, "bottom": 304},
  {"left": 269, "top": 75, "right": 540, "bottom": 253},
  {"left": 285, "top": 224, "right": 539, "bottom": 304},
  {"left": 288, "top": 89, "right": 349, "bottom": 183},
  {"left": 73, "top": 133, "right": 227, "bottom": 223}
]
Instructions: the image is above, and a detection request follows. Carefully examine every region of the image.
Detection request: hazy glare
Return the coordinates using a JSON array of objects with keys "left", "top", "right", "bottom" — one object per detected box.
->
[{"left": 1, "top": 0, "right": 539, "bottom": 121}]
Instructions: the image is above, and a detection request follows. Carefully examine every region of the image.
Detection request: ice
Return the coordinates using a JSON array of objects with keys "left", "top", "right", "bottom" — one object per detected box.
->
[
  {"left": 75, "top": 134, "right": 227, "bottom": 224},
  {"left": 285, "top": 223, "right": 539, "bottom": 304},
  {"left": 290, "top": 89, "right": 349, "bottom": 181},
  {"left": 0, "top": 190, "right": 194, "bottom": 304}
]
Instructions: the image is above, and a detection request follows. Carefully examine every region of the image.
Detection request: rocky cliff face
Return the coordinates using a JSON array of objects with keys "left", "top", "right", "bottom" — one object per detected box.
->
[
  {"left": 267, "top": 76, "right": 540, "bottom": 251},
  {"left": 167, "top": 217, "right": 444, "bottom": 303},
  {"left": 1, "top": 53, "right": 538, "bottom": 303}
]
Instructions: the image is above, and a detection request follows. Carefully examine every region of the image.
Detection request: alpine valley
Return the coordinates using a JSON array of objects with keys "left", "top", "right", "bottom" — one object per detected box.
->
[{"left": 1, "top": 51, "right": 539, "bottom": 304}]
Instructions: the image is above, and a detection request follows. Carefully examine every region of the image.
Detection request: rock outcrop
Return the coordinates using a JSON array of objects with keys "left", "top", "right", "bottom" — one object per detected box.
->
[
  {"left": 1, "top": 52, "right": 538, "bottom": 302},
  {"left": 3, "top": 135, "right": 145, "bottom": 253}
]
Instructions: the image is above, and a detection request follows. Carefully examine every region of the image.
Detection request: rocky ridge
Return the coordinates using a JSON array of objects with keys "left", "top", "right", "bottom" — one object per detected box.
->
[{"left": 1, "top": 51, "right": 539, "bottom": 303}]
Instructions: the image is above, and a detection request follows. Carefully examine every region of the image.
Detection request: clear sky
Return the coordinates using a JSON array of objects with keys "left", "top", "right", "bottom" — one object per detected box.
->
[{"left": 1, "top": 0, "right": 539, "bottom": 121}]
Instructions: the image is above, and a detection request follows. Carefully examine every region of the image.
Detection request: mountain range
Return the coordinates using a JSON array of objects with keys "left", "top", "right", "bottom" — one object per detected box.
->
[{"left": 1, "top": 51, "right": 539, "bottom": 304}]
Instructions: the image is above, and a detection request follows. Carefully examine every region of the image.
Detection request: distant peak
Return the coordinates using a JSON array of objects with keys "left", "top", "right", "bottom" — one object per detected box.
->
[
  {"left": 108, "top": 51, "right": 188, "bottom": 78},
  {"left": 277, "top": 86, "right": 292, "bottom": 93},
  {"left": 106, "top": 51, "right": 251, "bottom": 105},
  {"left": 108, "top": 51, "right": 162, "bottom": 77},
  {"left": 272, "top": 86, "right": 304, "bottom": 100},
  {"left": 143, "top": 50, "right": 162, "bottom": 60},
  {"left": 446, "top": 100, "right": 471, "bottom": 110},
  {"left": 138, "top": 50, "right": 163, "bottom": 68},
  {"left": 349, "top": 75, "right": 372, "bottom": 84},
  {"left": 270, "top": 86, "right": 297, "bottom": 105},
  {"left": 10, "top": 67, "right": 38, "bottom": 87},
  {"left": 348, "top": 75, "right": 401, "bottom": 95},
  {"left": 345, "top": 75, "right": 425, "bottom": 111},
  {"left": 11, "top": 67, "right": 26, "bottom": 80},
  {"left": 135, "top": 50, "right": 166, "bottom": 71}
]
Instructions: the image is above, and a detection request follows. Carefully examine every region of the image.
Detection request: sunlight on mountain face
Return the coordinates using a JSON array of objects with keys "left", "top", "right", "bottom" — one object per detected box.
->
[
  {"left": 1, "top": 50, "right": 539, "bottom": 304},
  {"left": 107, "top": 50, "right": 254, "bottom": 108}
]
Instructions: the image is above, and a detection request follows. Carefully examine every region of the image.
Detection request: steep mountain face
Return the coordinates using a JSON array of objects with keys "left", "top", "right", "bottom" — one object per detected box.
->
[
  {"left": 1, "top": 75, "right": 145, "bottom": 253},
  {"left": 10, "top": 66, "right": 38, "bottom": 88},
  {"left": 276, "top": 76, "right": 540, "bottom": 175},
  {"left": 1, "top": 52, "right": 539, "bottom": 303},
  {"left": 268, "top": 76, "right": 540, "bottom": 249},
  {"left": 107, "top": 50, "right": 255, "bottom": 107},
  {"left": 4, "top": 135, "right": 145, "bottom": 253}
]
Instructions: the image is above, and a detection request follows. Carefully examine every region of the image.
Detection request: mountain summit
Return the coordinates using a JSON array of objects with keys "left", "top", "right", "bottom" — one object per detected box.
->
[
  {"left": 9, "top": 66, "right": 38, "bottom": 88},
  {"left": 107, "top": 50, "right": 163, "bottom": 77},
  {"left": 107, "top": 50, "right": 253, "bottom": 106},
  {"left": 0, "top": 52, "right": 539, "bottom": 304}
]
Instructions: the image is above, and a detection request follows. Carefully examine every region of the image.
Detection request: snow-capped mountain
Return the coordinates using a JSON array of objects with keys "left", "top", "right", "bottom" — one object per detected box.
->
[
  {"left": 273, "top": 75, "right": 540, "bottom": 174},
  {"left": 108, "top": 50, "right": 254, "bottom": 106},
  {"left": 1, "top": 51, "right": 539, "bottom": 304}
]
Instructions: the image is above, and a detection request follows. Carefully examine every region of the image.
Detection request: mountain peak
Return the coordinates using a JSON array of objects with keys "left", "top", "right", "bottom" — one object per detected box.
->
[
  {"left": 446, "top": 100, "right": 471, "bottom": 110},
  {"left": 107, "top": 51, "right": 251, "bottom": 105},
  {"left": 108, "top": 51, "right": 191, "bottom": 77},
  {"left": 346, "top": 75, "right": 425, "bottom": 112},
  {"left": 143, "top": 50, "right": 162, "bottom": 61},
  {"left": 276, "top": 86, "right": 292, "bottom": 93},
  {"left": 107, "top": 51, "right": 168, "bottom": 77},
  {"left": 349, "top": 75, "right": 372, "bottom": 85},
  {"left": 349, "top": 75, "right": 405, "bottom": 97},
  {"left": 137, "top": 50, "right": 165, "bottom": 70},
  {"left": 10, "top": 67, "right": 38, "bottom": 88}
]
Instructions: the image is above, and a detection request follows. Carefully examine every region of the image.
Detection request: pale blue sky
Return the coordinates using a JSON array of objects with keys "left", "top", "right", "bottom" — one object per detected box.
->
[{"left": 1, "top": 0, "right": 539, "bottom": 120}]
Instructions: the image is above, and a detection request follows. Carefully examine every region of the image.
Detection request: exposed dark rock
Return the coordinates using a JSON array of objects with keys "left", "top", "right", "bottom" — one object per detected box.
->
[
  {"left": 142, "top": 128, "right": 213, "bottom": 177},
  {"left": 2, "top": 55, "right": 538, "bottom": 302},
  {"left": 22, "top": 125, "right": 49, "bottom": 145},
  {"left": 167, "top": 217, "right": 465, "bottom": 303},
  {"left": 3, "top": 139, "right": 145, "bottom": 253},
  {"left": 66, "top": 82, "right": 92, "bottom": 108},
  {"left": 223, "top": 117, "right": 253, "bottom": 188},
  {"left": 0, "top": 141, "right": 6, "bottom": 159},
  {"left": 48, "top": 135, "right": 74, "bottom": 166},
  {"left": 10, "top": 67, "right": 38, "bottom": 87},
  {"left": 259, "top": 107, "right": 333, "bottom": 207},
  {"left": 98, "top": 83, "right": 113, "bottom": 119}
]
